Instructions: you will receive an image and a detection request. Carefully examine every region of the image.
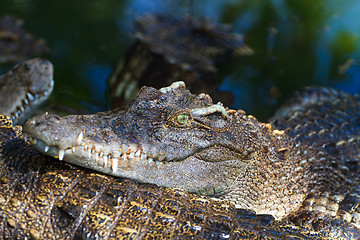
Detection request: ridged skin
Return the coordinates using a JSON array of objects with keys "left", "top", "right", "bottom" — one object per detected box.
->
[
  {"left": 272, "top": 87, "right": 360, "bottom": 166},
  {"left": 109, "top": 14, "right": 252, "bottom": 107},
  {"left": 0, "top": 58, "right": 54, "bottom": 125},
  {"left": 22, "top": 83, "right": 358, "bottom": 223},
  {"left": 2, "top": 87, "right": 360, "bottom": 239},
  {"left": 271, "top": 87, "right": 360, "bottom": 232},
  {"left": 0, "top": 115, "right": 325, "bottom": 239},
  {"left": 1, "top": 13, "right": 359, "bottom": 239}
]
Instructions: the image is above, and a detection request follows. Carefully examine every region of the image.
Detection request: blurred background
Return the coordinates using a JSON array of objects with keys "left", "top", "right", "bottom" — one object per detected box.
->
[{"left": 1, "top": 0, "right": 360, "bottom": 120}]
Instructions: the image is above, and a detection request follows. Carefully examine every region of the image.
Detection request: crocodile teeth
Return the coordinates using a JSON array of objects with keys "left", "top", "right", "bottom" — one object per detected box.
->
[
  {"left": 26, "top": 133, "right": 176, "bottom": 173},
  {"left": 27, "top": 92, "right": 35, "bottom": 101},
  {"left": 112, "top": 158, "right": 118, "bottom": 173},
  {"left": 103, "top": 155, "right": 108, "bottom": 167},
  {"left": 76, "top": 132, "right": 83, "bottom": 145},
  {"left": 58, "top": 149, "right": 65, "bottom": 161},
  {"left": 135, "top": 149, "right": 141, "bottom": 157}
]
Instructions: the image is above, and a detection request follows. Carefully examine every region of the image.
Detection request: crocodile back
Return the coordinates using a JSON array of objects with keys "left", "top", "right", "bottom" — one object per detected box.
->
[
  {"left": 272, "top": 87, "right": 360, "bottom": 232},
  {"left": 272, "top": 87, "right": 360, "bottom": 169}
]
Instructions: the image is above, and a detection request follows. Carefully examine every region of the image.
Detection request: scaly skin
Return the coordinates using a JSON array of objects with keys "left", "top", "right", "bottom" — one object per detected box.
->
[
  {"left": 109, "top": 14, "right": 252, "bottom": 107},
  {"left": 0, "top": 115, "right": 330, "bottom": 239},
  {"left": 0, "top": 60, "right": 325, "bottom": 238},
  {"left": 272, "top": 87, "right": 360, "bottom": 230},
  {"left": 0, "top": 58, "right": 54, "bottom": 124},
  {"left": 23, "top": 81, "right": 358, "bottom": 223}
]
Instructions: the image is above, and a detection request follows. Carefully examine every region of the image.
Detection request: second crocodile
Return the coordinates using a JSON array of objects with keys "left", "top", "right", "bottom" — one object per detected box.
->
[{"left": 0, "top": 58, "right": 54, "bottom": 124}]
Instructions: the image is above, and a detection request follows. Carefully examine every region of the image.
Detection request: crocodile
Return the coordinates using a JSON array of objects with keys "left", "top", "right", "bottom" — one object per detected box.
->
[
  {"left": 0, "top": 58, "right": 54, "bottom": 125},
  {"left": 0, "top": 14, "right": 358, "bottom": 239},
  {"left": 271, "top": 86, "right": 360, "bottom": 174},
  {"left": 109, "top": 14, "right": 252, "bottom": 107},
  {"left": 0, "top": 60, "right": 332, "bottom": 239},
  {"left": 1, "top": 114, "right": 340, "bottom": 239},
  {"left": 0, "top": 59, "right": 325, "bottom": 239},
  {"left": 23, "top": 81, "right": 360, "bottom": 237}
]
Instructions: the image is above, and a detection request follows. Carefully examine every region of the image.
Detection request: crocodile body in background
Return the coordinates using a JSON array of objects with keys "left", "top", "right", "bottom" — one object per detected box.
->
[
  {"left": 1, "top": 115, "right": 333, "bottom": 239},
  {"left": 271, "top": 87, "right": 360, "bottom": 229},
  {"left": 0, "top": 16, "right": 49, "bottom": 64},
  {"left": 109, "top": 14, "right": 252, "bottom": 107},
  {"left": 0, "top": 58, "right": 54, "bottom": 125},
  {"left": 24, "top": 81, "right": 360, "bottom": 238}
]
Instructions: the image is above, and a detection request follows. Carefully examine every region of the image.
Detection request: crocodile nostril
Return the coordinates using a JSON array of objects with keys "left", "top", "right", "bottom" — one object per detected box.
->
[
  {"left": 23, "top": 63, "right": 32, "bottom": 71},
  {"left": 41, "top": 61, "right": 51, "bottom": 70},
  {"left": 34, "top": 121, "right": 42, "bottom": 127},
  {"left": 44, "top": 114, "right": 61, "bottom": 124}
]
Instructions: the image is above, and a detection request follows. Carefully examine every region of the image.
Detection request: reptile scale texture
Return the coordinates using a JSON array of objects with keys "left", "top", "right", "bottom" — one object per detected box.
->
[
  {"left": 17, "top": 80, "right": 360, "bottom": 239},
  {"left": 1, "top": 115, "right": 333, "bottom": 239},
  {"left": 0, "top": 59, "right": 330, "bottom": 239},
  {"left": 1, "top": 13, "right": 360, "bottom": 239},
  {"left": 0, "top": 58, "right": 54, "bottom": 125}
]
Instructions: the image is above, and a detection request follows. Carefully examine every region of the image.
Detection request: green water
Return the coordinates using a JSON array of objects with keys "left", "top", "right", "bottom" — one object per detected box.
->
[{"left": 1, "top": 0, "right": 360, "bottom": 120}]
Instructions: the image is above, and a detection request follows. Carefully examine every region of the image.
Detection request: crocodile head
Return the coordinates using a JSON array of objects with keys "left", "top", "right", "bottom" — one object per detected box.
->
[
  {"left": 23, "top": 81, "right": 308, "bottom": 219},
  {"left": 0, "top": 58, "right": 54, "bottom": 124}
]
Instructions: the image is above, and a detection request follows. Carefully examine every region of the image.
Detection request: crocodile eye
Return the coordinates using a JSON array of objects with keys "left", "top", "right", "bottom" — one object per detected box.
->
[{"left": 176, "top": 114, "right": 189, "bottom": 125}]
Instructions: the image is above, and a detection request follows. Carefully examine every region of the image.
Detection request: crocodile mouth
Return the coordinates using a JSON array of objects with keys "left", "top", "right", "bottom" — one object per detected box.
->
[
  {"left": 23, "top": 129, "right": 243, "bottom": 196},
  {"left": 10, "top": 80, "right": 54, "bottom": 123},
  {"left": 23, "top": 130, "right": 179, "bottom": 175}
]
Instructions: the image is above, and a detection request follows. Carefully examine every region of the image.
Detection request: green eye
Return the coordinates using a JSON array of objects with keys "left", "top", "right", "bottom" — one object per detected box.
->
[{"left": 176, "top": 114, "right": 189, "bottom": 125}]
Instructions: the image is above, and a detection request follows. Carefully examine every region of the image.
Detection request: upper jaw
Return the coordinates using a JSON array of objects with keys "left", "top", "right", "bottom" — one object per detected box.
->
[
  {"left": 22, "top": 112, "right": 177, "bottom": 166},
  {"left": 10, "top": 79, "right": 54, "bottom": 124},
  {"left": 22, "top": 110, "right": 229, "bottom": 171},
  {"left": 23, "top": 112, "right": 128, "bottom": 156}
]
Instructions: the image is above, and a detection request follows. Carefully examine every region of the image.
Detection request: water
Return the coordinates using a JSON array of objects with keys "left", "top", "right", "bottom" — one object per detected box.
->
[{"left": 1, "top": 0, "right": 359, "bottom": 120}]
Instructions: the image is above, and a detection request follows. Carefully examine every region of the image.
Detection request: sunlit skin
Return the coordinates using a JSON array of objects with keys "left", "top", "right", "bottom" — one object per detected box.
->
[{"left": 24, "top": 82, "right": 353, "bottom": 220}]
